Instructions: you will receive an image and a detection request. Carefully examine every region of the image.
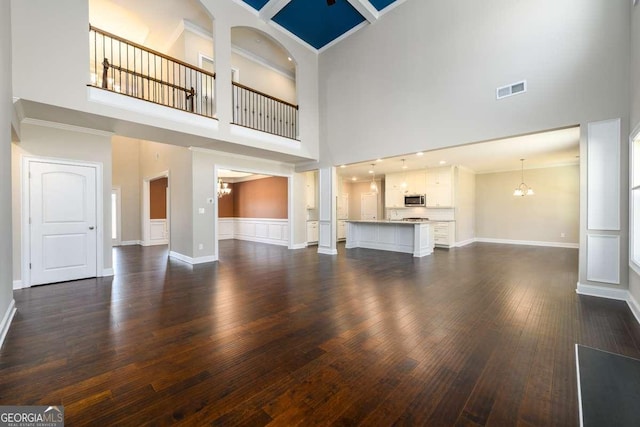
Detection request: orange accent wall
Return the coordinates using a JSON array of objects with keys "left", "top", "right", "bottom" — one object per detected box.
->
[
  {"left": 229, "top": 176, "right": 287, "bottom": 219},
  {"left": 217, "top": 183, "right": 235, "bottom": 217},
  {"left": 150, "top": 177, "right": 167, "bottom": 219}
]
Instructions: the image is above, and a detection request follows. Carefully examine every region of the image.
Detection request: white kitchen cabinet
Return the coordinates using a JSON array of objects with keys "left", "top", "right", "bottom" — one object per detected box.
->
[
  {"left": 337, "top": 220, "right": 347, "bottom": 240},
  {"left": 384, "top": 172, "right": 405, "bottom": 208},
  {"left": 307, "top": 221, "right": 318, "bottom": 243},
  {"left": 407, "top": 170, "right": 427, "bottom": 195},
  {"left": 433, "top": 221, "right": 455, "bottom": 248},
  {"left": 426, "top": 167, "right": 454, "bottom": 207}
]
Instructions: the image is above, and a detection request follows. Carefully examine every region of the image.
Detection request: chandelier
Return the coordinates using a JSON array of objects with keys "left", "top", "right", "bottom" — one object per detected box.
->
[
  {"left": 513, "top": 159, "right": 534, "bottom": 196},
  {"left": 217, "top": 178, "right": 231, "bottom": 198}
]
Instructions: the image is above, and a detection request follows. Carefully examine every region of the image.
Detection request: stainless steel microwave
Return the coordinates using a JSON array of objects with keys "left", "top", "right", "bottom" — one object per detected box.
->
[{"left": 404, "top": 194, "right": 426, "bottom": 207}]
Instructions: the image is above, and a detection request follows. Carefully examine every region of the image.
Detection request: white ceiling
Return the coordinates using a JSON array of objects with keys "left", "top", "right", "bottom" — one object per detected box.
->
[{"left": 338, "top": 127, "right": 580, "bottom": 181}]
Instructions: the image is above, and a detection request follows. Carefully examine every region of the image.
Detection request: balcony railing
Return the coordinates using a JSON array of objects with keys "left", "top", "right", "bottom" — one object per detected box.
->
[
  {"left": 89, "top": 25, "right": 216, "bottom": 118},
  {"left": 232, "top": 82, "right": 299, "bottom": 140}
]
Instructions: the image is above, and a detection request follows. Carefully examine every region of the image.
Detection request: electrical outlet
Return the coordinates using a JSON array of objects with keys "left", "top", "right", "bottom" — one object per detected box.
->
[
  {"left": 198, "top": 243, "right": 203, "bottom": 250},
  {"left": 560, "top": 232, "right": 566, "bottom": 238},
  {"left": 198, "top": 208, "right": 205, "bottom": 214}
]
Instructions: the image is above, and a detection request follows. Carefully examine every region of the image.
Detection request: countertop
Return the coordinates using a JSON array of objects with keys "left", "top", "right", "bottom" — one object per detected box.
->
[{"left": 346, "top": 220, "right": 434, "bottom": 224}]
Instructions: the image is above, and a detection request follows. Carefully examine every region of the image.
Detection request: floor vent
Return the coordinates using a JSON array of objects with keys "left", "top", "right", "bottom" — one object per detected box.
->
[{"left": 496, "top": 80, "right": 527, "bottom": 99}]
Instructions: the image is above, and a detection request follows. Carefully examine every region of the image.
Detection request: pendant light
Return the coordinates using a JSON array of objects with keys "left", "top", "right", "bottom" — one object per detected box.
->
[
  {"left": 513, "top": 159, "right": 534, "bottom": 196},
  {"left": 369, "top": 164, "right": 378, "bottom": 194}
]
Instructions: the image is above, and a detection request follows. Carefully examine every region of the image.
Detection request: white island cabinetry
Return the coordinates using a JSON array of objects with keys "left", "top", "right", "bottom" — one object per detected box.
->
[{"left": 346, "top": 220, "right": 434, "bottom": 257}]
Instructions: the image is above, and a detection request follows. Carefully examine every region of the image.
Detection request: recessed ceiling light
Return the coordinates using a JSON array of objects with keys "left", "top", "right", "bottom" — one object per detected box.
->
[
  {"left": 376, "top": 158, "right": 382, "bottom": 162},
  {"left": 416, "top": 152, "right": 424, "bottom": 156},
  {"left": 439, "top": 160, "right": 446, "bottom": 165},
  {"left": 287, "top": 57, "right": 292, "bottom": 61},
  {"left": 255, "top": 38, "right": 262, "bottom": 43},
  {"left": 368, "top": 170, "right": 374, "bottom": 174},
  {"left": 340, "top": 164, "right": 346, "bottom": 168},
  {"left": 352, "top": 177, "right": 357, "bottom": 181}
]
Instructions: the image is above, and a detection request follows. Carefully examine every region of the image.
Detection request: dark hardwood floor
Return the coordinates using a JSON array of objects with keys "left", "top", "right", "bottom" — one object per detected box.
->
[{"left": 2, "top": 241, "right": 640, "bottom": 426}]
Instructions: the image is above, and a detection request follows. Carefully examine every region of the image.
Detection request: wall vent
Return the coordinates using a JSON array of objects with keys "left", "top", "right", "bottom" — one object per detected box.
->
[{"left": 496, "top": 80, "right": 527, "bottom": 100}]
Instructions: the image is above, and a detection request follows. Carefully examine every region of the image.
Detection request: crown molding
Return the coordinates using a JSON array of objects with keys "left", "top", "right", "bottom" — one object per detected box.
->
[{"left": 21, "top": 118, "right": 114, "bottom": 138}]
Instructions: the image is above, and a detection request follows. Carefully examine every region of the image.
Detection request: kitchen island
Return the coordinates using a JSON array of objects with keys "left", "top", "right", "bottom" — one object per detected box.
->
[{"left": 345, "top": 220, "right": 435, "bottom": 257}]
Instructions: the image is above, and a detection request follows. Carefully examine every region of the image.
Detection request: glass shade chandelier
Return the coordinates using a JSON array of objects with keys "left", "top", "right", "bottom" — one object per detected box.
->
[
  {"left": 513, "top": 159, "right": 534, "bottom": 196},
  {"left": 369, "top": 164, "right": 378, "bottom": 194},
  {"left": 217, "top": 178, "right": 231, "bottom": 198}
]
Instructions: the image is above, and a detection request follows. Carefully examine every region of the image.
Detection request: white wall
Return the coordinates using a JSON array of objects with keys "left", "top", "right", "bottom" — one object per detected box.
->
[
  {"left": 231, "top": 52, "right": 297, "bottom": 105},
  {"left": 11, "top": 122, "right": 113, "bottom": 282},
  {"left": 1, "top": 0, "right": 15, "bottom": 339},
  {"left": 629, "top": 0, "right": 640, "bottom": 307},
  {"left": 455, "top": 167, "right": 475, "bottom": 244},
  {"left": 475, "top": 165, "right": 579, "bottom": 245},
  {"left": 112, "top": 136, "right": 141, "bottom": 243},
  {"left": 319, "top": 0, "right": 630, "bottom": 166},
  {"left": 138, "top": 139, "right": 193, "bottom": 258}
]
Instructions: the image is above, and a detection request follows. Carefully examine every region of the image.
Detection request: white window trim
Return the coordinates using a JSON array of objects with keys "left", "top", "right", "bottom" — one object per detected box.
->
[{"left": 629, "top": 123, "right": 640, "bottom": 275}]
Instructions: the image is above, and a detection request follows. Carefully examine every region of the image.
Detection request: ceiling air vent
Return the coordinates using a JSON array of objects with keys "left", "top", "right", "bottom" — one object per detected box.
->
[{"left": 496, "top": 80, "right": 527, "bottom": 100}]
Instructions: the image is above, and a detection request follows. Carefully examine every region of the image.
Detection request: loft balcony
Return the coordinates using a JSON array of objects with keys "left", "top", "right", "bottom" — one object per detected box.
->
[{"left": 89, "top": 25, "right": 299, "bottom": 141}]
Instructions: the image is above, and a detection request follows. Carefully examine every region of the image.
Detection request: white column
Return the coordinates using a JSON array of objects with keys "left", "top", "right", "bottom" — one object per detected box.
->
[
  {"left": 318, "top": 167, "right": 337, "bottom": 255},
  {"left": 213, "top": 18, "right": 232, "bottom": 132}
]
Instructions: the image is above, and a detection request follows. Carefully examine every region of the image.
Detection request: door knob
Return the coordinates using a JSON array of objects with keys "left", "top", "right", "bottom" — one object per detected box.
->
[{"left": 89, "top": 226, "right": 95, "bottom": 230}]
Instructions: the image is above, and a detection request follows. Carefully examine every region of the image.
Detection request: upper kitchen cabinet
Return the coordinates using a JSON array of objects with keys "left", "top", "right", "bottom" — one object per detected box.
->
[
  {"left": 426, "top": 166, "right": 454, "bottom": 207},
  {"left": 385, "top": 170, "right": 428, "bottom": 208}
]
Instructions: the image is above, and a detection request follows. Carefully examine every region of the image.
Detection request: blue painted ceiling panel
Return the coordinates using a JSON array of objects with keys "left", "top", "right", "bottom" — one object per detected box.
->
[
  {"left": 272, "top": 0, "right": 366, "bottom": 49},
  {"left": 240, "top": 0, "right": 399, "bottom": 50},
  {"left": 242, "top": 0, "right": 270, "bottom": 10},
  {"left": 369, "top": 0, "right": 396, "bottom": 11}
]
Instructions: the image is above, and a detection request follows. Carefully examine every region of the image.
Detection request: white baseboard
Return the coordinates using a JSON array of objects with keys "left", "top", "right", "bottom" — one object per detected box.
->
[
  {"left": 12, "top": 280, "right": 23, "bottom": 290},
  {"left": 101, "top": 268, "right": 114, "bottom": 277},
  {"left": 142, "top": 240, "right": 169, "bottom": 247},
  {"left": 290, "top": 243, "right": 307, "bottom": 250},
  {"left": 577, "top": 282, "right": 640, "bottom": 326},
  {"left": 119, "top": 240, "right": 142, "bottom": 246},
  {"left": 0, "top": 299, "right": 17, "bottom": 350},
  {"left": 169, "top": 251, "right": 218, "bottom": 265},
  {"left": 454, "top": 238, "right": 476, "bottom": 248},
  {"left": 628, "top": 292, "right": 640, "bottom": 325},
  {"left": 234, "top": 235, "right": 289, "bottom": 247},
  {"left": 475, "top": 237, "right": 579, "bottom": 249},
  {"left": 576, "top": 282, "right": 629, "bottom": 301},
  {"left": 317, "top": 247, "right": 338, "bottom": 255}
]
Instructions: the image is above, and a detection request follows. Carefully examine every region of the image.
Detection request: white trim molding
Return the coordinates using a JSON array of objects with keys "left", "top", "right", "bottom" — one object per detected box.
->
[
  {"left": 576, "top": 282, "right": 640, "bottom": 325},
  {"left": 169, "top": 251, "right": 218, "bottom": 265},
  {"left": 318, "top": 247, "right": 338, "bottom": 255},
  {"left": 290, "top": 243, "right": 307, "bottom": 250},
  {"left": 0, "top": 300, "right": 17, "bottom": 350},
  {"left": 454, "top": 238, "right": 476, "bottom": 248},
  {"left": 12, "top": 280, "right": 23, "bottom": 290},
  {"left": 119, "top": 240, "right": 143, "bottom": 246},
  {"left": 474, "top": 237, "right": 579, "bottom": 249},
  {"left": 101, "top": 268, "right": 114, "bottom": 277}
]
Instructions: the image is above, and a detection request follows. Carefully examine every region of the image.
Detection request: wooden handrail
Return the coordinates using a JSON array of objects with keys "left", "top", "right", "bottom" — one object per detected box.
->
[
  {"left": 90, "top": 24, "right": 216, "bottom": 80},
  {"left": 232, "top": 81, "right": 298, "bottom": 109},
  {"left": 105, "top": 60, "right": 193, "bottom": 94}
]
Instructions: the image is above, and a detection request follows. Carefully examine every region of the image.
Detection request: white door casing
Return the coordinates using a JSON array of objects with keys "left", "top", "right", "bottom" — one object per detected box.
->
[{"left": 29, "top": 161, "right": 98, "bottom": 285}]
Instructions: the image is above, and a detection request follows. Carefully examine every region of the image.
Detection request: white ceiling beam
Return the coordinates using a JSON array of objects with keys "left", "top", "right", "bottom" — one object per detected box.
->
[
  {"left": 346, "top": 0, "right": 379, "bottom": 23},
  {"left": 259, "top": 0, "right": 293, "bottom": 21}
]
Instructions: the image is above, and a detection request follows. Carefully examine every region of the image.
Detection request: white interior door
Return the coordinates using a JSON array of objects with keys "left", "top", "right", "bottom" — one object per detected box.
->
[
  {"left": 30, "top": 161, "right": 97, "bottom": 285},
  {"left": 361, "top": 193, "right": 378, "bottom": 220}
]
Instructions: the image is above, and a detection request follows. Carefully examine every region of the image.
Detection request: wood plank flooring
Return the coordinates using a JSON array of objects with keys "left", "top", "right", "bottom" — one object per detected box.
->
[{"left": 1, "top": 241, "right": 640, "bottom": 426}]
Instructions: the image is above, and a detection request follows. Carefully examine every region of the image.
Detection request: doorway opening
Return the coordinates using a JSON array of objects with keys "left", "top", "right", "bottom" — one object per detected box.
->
[
  {"left": 142, "top": 172, "right": 170, "bottom": 247},
  {"left": 214, "top": 168, "right": 292, "bottom": 259}
]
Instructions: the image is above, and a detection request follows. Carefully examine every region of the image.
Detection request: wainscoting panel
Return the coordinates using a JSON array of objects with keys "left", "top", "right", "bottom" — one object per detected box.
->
[
  {"left": 219, "top": 218, "right": 289, "bottom": 247},
  {"left": 149, "top": 219, "right": 168, "bottom": 245},
  {"left": 587, "top": 234, "right": 620, "bottom": 284},
  {"left": 587, "top": 119, "right": 620, "bottom": 231}
]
